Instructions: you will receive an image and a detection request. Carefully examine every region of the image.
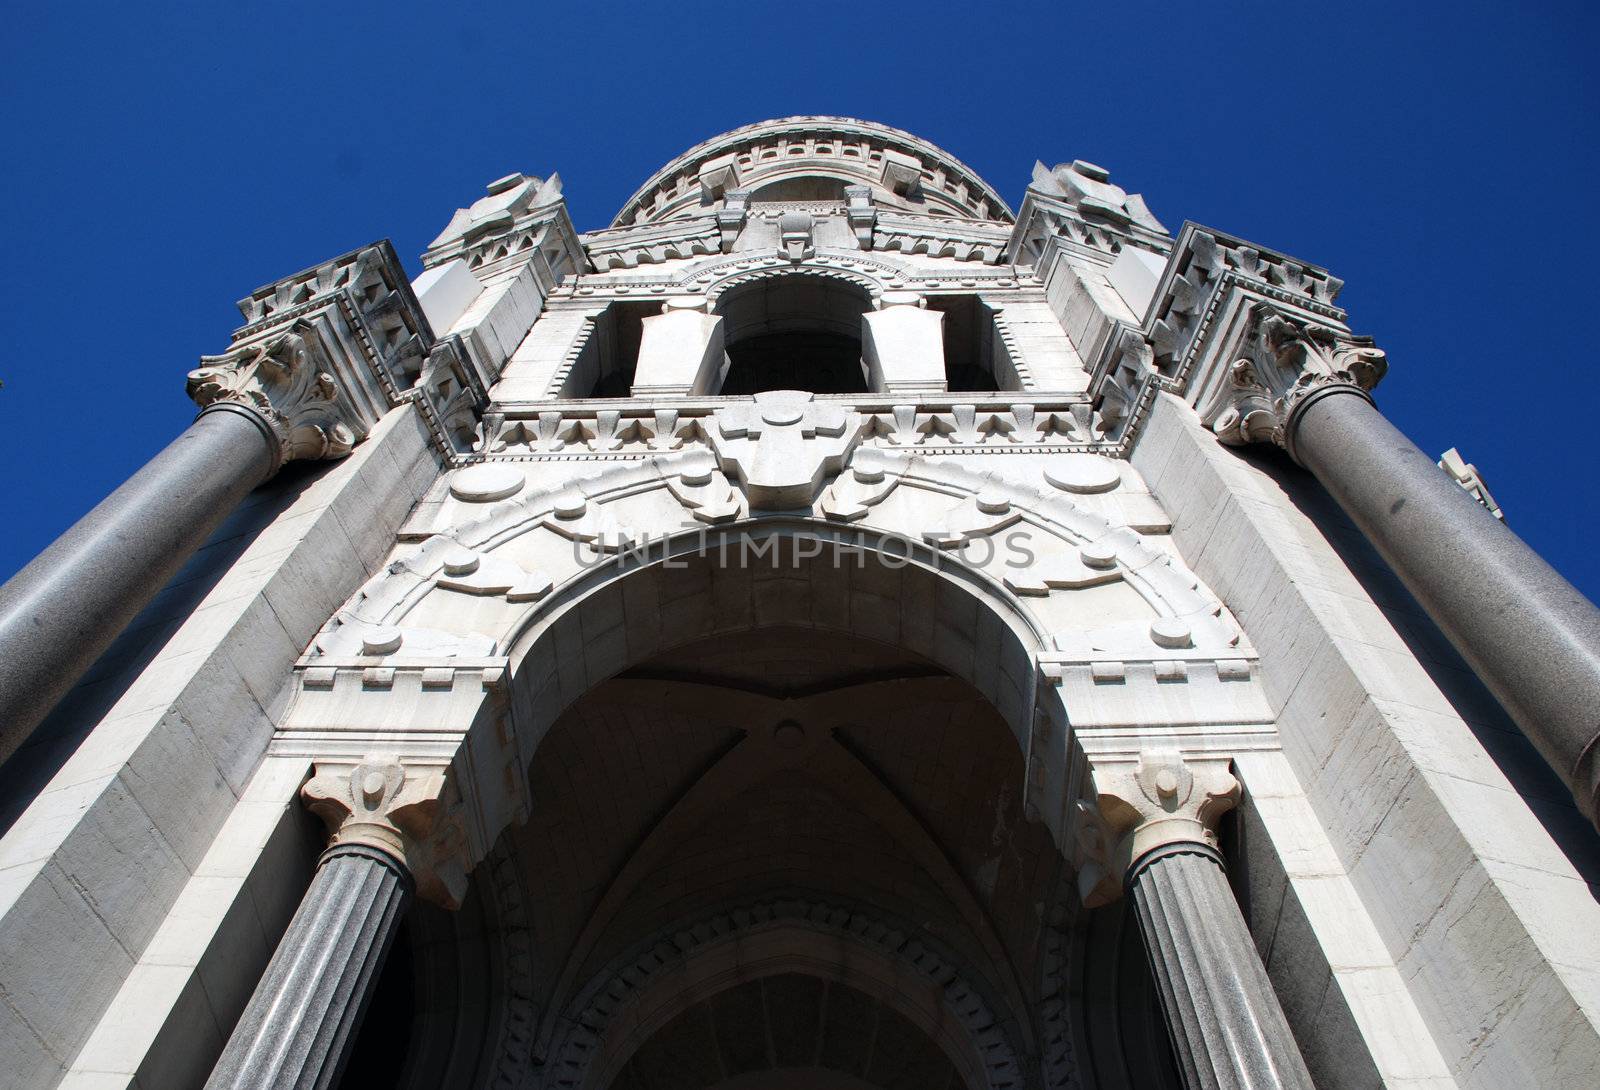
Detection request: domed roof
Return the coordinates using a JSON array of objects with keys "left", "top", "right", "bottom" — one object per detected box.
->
[{"left": 611, "top": 116, "right": 1013, "bottom": 228}]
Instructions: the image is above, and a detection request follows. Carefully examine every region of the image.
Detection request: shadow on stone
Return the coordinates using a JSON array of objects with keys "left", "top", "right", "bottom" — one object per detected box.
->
[{"left": 0, "top": 459, "right": 331, "bottom": 838}]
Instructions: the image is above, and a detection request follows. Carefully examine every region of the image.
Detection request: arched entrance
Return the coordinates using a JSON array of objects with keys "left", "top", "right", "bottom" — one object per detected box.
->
[
  {"left": 338, "top": 537, "right": 1183, "bottom": 1089},
  {"left": 266, "top": 425, "right": 1277, "bottom": 1090}
]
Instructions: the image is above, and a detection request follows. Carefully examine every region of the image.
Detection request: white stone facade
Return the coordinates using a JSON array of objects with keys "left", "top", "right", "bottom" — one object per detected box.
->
[{"left": 0, "top": 116, "right": 1595, "bottom": 1090}]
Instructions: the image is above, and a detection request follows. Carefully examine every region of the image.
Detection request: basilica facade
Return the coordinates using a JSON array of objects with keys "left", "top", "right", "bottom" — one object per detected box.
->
[{"left": 1, "top": 117, "right": 1597, "bottom": 1089}]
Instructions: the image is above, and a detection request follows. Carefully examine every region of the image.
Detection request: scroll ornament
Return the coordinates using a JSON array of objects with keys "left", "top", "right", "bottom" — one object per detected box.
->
[
  {"left": 302, "top": 759, "right": 471, "bottom": 909},
  {"left": 187, "top": 320, "right": 359, "bottom": 466},
  {"left": 1208, "top": 310, "right": 1388, "bottom": 450},
  {"left": 1071, "top": 749, "right": 1240, "bottom": 907}
]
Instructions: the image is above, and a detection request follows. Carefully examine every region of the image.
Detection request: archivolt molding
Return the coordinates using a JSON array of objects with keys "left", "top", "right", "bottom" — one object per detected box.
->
[
  {"left": 276, "top": 396, "right": 1275, "bottom": 865},
  {"left": 545, "top": 246, "right": 1028, "bottom": 308},
  {"left": 536, "top": 897, "right": 1032, "bottom": 1090},
  {"left": 701, "top": 255, "right": 886, "bottom": 304}
]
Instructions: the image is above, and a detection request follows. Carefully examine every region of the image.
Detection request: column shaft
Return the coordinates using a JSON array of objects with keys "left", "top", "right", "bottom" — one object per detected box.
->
[
  {"left": 0, "top": 406, "right": 276, "bottom": 763},
  {"left": 1129, "top": 844, "right": 1314, "bottom": 1090},
  {"left": 206, "top": 843, "right": 412, "bottom": 1090},
  {"left": 1290, "top": 388, "right": 1600, "bottom": 821}
]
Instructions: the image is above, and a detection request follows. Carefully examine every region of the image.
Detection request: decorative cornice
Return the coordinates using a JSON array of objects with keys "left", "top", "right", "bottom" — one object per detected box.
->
[
  {"left": 475, "top": 398, "right": 1105, "bottom": 460},
  {"left": 1148, "top": 224, "right": 1346, "bottom": 385},
  {"left": 580, "top": 215, "right": 723, "bottom": 270},
  {"left": 872, "top": 210, "right": 1011, "bottom": 263},
  {"left": 1069, "top": 749, "right": 1239, "bottom": 907},
  {"left": 1069, "top": 222, "right": 1380, "bottom": 456},
  {"left": 612, "top": 116, "right": 1013, "bottom": 227},
  {"left": 190, "top": 241, "right": 441, "bottom": 464},
  {"left": 422, "top": 172, "right": 585, "bottom": 283},
  {"left": 1005, "top": 161, "right": 1173, "bottom": 268},
  {"left": 191, "top": 240, "right": 499, "bottom": 467}
]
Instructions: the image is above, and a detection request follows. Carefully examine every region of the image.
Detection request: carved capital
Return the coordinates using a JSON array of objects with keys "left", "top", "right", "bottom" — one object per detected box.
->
[
  {"left": 302, "top": 758, "right": 471, "bottom": 909},
  {"left": 187, "top": 321, "right": 362, "bottom": 470},
  {"left": 1201, "top": 308, "right": 1387, "bottom": 455},
  {"left": 1070, "top": 749, "right": 1239, "bottom": 907}
]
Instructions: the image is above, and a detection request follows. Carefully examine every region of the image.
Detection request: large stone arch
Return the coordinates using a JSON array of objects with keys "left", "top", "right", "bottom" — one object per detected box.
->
[
  {"left": 275, "top": 403, "right": 1273, "bottom": 1088},
  {"left": 276, "top": 401, "right": 1272, "bottom": 903}
]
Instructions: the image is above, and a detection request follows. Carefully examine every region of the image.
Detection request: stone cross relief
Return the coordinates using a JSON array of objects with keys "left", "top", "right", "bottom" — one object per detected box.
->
[{"left": 707, "top": 390, "right": 861, "bottom": 510}]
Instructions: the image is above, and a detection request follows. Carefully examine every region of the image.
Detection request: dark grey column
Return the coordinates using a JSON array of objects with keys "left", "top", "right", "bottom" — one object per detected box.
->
[
  {"left": 0, "top": 405, "right": 277, "bottom": 764},
  {"left": 1287, "top": 385, "right": 1600, "bottom": 824},
  {"left": 1129, "top": 842, "right": 1315, "bottom": 1090},
  {"left": 206, "top": 842, "right": 412, "bottom": 1090}
]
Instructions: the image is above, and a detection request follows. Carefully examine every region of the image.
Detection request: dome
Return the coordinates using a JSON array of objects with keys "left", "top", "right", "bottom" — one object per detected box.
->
[{"left": 611, "top": 116, "right": 1013, "bottom": 228}]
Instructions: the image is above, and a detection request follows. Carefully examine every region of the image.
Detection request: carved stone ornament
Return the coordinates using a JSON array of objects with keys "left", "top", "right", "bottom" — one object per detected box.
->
[
  {"left": 707, "top": 390, "right": 860, "bottom": 509},
  {"left": 187, "top": 320, "right": 361, "bottom": 468},
  {"left": 301, "top": 758, "right": 471, "bottom": 909},
  {"left": 1030, "top": 159, "right": 1166, "bottom": 233},
  {"left": 1070, "top": 749, "right": 1240, "bottom": 907},
  {"left": 1201, "top": 308, "right": 1388, "bottom": 453}
]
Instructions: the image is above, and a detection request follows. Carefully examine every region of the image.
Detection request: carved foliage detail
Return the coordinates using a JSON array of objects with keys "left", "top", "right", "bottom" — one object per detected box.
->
[
  {"left": 1204, "top": 309, "right": 1388, "bottom": 450},
  {"left": 187, "top": 321, "right": 360, "bottom": 464}
]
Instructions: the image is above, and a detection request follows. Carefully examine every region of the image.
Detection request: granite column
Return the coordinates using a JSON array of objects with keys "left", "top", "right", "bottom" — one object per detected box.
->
[
  {"left": 1286, "top": 382, "right": 1600, "bottom": 825},
  {"left": 1078, "top": 750, "right": 1314, "bottom": 1090},
  {"left": 203, "top": 843, "right": 411, "bottom": 1090},
  {"left": 0, "top": 325, "right": 360, "bottom": 764}
]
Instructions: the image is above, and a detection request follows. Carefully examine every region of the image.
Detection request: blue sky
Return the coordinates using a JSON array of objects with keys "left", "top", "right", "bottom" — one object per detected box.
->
[{"left": 2, "top": 1, "right": 1597, "bottom": 601}]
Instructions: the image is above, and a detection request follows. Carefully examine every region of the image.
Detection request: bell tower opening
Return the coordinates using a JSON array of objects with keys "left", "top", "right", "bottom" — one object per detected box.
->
[{"left": 715, "top": 274, "right": 871, "bottom": 395}]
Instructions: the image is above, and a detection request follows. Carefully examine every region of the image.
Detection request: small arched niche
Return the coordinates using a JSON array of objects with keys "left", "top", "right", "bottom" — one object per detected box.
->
[
  {"left": 748, "top": 175, "right": 851, "bottom": 203},
  {"left": 714, "top": 274, "right": 872, "bottom": 395}
]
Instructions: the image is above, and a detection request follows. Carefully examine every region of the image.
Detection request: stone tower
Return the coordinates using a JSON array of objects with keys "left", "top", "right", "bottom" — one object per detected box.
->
[{"left": 1, "top": 117, "right": 1597, "bottom": 1090}]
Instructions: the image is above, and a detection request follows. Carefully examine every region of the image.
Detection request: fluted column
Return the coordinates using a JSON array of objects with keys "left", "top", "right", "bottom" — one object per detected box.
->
[
  {"left": 207, "top": 758, "right": 469, "bottom": 1089},
  {"left": 205, "top": 843, "right": 411, "bottom": 1090},
  {"left": 1130, "top": 842, "right": 1313, "bottom": 1090},
  {"left": 1204, "top": 309, "right": 1600, "bottom": 826},
  {"left": 0, "top": 325, "right": 362, "bottom": 764},
  {"left": 1075, "top": 750, "right": 1314, "bottom": 1090}
]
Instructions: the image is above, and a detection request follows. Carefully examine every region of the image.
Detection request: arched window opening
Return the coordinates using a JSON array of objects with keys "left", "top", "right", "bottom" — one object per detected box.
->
[{"left": 716, "top": 275, "right": 872, "bottom": 396}]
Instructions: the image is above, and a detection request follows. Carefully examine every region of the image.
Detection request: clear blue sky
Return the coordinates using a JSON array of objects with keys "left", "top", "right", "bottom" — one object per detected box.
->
[{"left": 2, "top": 2, "right": 1597, "bottom": 601}]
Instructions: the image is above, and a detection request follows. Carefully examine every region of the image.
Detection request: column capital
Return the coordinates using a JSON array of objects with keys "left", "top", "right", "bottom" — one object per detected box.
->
[
  {"left": 1199, "top": 307, "right": 1388, "bottom": 459},
  {"left": 185, "top": 240, "right": 452, "bottom": 473},
  {"left": 187, "top": 321, "right": 360, "bottom": 472},
  {"left": 301, "top": 758, "right": 471, "bottom": 909},
  {"left": 1071, "top": 748, "right": 1240, "bottom": 907}
]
